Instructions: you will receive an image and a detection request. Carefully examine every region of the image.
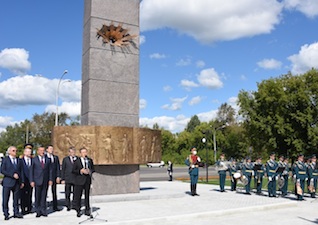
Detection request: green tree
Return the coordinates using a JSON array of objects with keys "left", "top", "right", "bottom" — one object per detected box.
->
[
  {"left": 217, "top": 103, "right": 236, "bottom": 125},
  {"left": 152, "top": 123, "right": 160, "bottom": 130},
  {"left": 0, "top": 121, "right": 29, "bottom": 155},
  {"left": 238, "top": 69, "right": 318, "bottom": 159},
  {"left": 0, "top": 112, "right": 71, "bottom": 154},
  {"left": 185, "top": 115, "right": 201, "bottom": 132}
]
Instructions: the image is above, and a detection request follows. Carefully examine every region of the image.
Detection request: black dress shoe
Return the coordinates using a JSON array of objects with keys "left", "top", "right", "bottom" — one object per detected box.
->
[
  {"left": 4, "top": 215, "right": 9, "bottom": 220},
  {"left": 53, "top": 208, "right": 62, "bottom": 212},
  {"left": 13, "top": 214, "right": 23, "bottom": 219},
  {"left": 42, "top": 213, "right": 48, "bottom": 217},
  {"left": 67, "top": 207, "right": 71, "bottom": 211},
  {"left": 77, "top": 211, "right": 81, "bottom": 217},
  {"left": 36, "top": 213, "right": 41, "bottom": 218}
]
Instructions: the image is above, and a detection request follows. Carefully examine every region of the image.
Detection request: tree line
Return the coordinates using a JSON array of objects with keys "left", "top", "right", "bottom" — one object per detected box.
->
[{"left": 1, "top": 69, "right": 318, "bottom": 164}]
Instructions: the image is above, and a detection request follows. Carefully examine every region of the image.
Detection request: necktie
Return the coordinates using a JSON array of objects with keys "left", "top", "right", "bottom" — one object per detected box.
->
[
  {"left": 41, "top": 157, "right": 44, "bottom": 169},
  {"left": 27, "top": 158, "right": 30, "bottom": 167},
  {"left": 13, "top": 158, "right": 17, "bottom": 167}
]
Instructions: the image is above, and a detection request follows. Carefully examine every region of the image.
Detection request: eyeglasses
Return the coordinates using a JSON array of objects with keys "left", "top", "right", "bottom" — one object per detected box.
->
[{"left": 12, "top": 149, "right": 17, "bottom": 152}]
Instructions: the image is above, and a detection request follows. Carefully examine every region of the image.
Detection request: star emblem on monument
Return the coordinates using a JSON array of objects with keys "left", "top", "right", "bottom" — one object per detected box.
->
[{"left": 96, "top": 22, "right": 138, "bottom": 47}]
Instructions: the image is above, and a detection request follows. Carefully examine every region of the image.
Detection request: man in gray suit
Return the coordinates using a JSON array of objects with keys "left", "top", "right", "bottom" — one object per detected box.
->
[{"left": 61, "top": 147, "right": 77, "bottom": 211}]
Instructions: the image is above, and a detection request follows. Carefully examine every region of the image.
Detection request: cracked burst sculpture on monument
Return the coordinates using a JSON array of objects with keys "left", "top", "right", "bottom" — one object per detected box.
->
[{"left": 52, "top": 0, "right": 161, "bottom": 195}]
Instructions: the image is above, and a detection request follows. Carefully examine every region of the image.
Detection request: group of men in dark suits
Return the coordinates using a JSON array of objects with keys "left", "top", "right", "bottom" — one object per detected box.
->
[{"left": 1, "top": 144, "right": 95, "bottom": 220}]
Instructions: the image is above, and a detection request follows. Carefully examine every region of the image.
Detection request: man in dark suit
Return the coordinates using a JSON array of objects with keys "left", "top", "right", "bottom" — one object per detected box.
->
[
  {"left": 20, "top": 144, "right": 34, "bottom": 215},
  {"left": 1, "top": 146, "right": 24, "bottom": 220},
  {"left": 61, "top": 146, "right": 77, "bottom": 211},
  {"left": 46, "top": 145, "right": 61, "bottom": 211},
  {"left": 72, "top": 147, "right": 94, "bottom": 217},
  {"left": 29, "top": 146, "right": 53, "bottom": 217}
]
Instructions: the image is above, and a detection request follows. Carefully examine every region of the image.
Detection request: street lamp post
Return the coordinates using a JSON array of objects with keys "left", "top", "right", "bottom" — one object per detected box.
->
[
  {"left": 202, "top": 135, "right": 208, "bottom": 183},
  {"left": 212, "top": 123, "right": 228, "bottom": 163},
  {"left": 55, "top": 70, "right": 68, "bottom": 126}
]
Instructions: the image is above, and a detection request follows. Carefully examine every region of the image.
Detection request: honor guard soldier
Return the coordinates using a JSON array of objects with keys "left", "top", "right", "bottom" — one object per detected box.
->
[
  {"left": 229, "top": 158, "right": 239, "bottom": 191},
  {"left": 266, "top": 152, "right": 278, "bottom": 197},
  {"left": 277, "top": 155, "right": 285, "bottom": 194},
  {"left": 307, "top": 154, "right": 318, "bottom": 198},
  {"left": 293, "top": 153, "right": 307, "bottom": 200},
  {"left": 253, "top": 156, "right": 265, "bottom": 195},
  {"left": 167, "top": 161, "right": 173, "bottom": 181},
  {"left": 242, "top": 157, "right": 253, "bottom": 195},
  {"left": 305, "top": 156, "right": 311, "bottom": 193},
  {"left": 281, "top": 157, "right": 290, "bottom": 197},
  {"left": 217, "top": 153, "right": 228, "bottom": 192},
  {"left": 185, "top": 147, "right": 201, "bottom": 196}
]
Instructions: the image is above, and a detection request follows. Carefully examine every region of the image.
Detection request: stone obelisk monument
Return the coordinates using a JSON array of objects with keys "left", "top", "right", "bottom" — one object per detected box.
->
[
  {"left": 81, "top": 0, "right": 140, "bottom": 194},
  {"left": 53, "top": 0, "right": 161, "bottom": 195}
]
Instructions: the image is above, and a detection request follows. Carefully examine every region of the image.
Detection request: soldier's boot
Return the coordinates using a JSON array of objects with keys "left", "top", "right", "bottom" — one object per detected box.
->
[
  {"left": 190, "top": 184, "right": 195, "bottom": 196},
  {"left": 194, "top": 184, "right": 199, "bottom": 196},
  {"left": 311, "top": 193, "right": 316, "bottom": 198}
]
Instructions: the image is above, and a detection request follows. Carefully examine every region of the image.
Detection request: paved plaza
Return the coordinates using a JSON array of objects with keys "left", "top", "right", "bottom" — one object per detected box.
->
[{"left": 1, "top": 181, "right": 317, "bottom": 225}]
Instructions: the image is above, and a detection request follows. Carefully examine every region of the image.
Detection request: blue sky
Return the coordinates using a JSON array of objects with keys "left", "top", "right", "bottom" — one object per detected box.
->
[{"left": 0, "top": 0, "right": 318, "bottom": 133}]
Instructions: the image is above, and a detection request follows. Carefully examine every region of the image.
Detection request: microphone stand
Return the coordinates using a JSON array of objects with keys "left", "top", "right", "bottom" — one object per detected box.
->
[{"left": 79, "top": 157, "right": 107, "bottom": 224}]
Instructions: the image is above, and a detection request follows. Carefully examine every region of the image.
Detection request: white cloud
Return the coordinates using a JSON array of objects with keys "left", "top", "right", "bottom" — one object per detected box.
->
[
  {"left": 257, "top": 58, "right": 282, "bottom": 69},
  {"left": 0, "top": 48, "right": 31, "bottom": 75},
  {"left": 0, "top": 75, "right": 81, "bottom": 108},
  {"left": 189, "top": 96, "right": 203, "bottom": 106},
  {"left": 140, "top": 0, "right": 283, "bottom": 44},
  {"left": 176, "top": 57, "right": 191, "bottom": 66},
  {"left": 196, "top": 60, "right": 206, "bottom": 68},
  {"left": 211, "top": 99, "right": 220, "bottom": 104},
  {"left": 197, "top": 68, "right": 223, "bottom": 89},
  {"left": 140, "top": 35, "right": 146, "bottom": 45},
  {"left": 227, "top": 96, "right": 239, "bottom": 112},
  {"left": 149, "top": 53, "right": 166, "bottom": 59},
  {"left": 163, "top": 85, "right": 173, "bottom": 92},
  {"left": 45, "top": 101, "right": 81, "bottom": 117},
  {"left": 162, "top": 96, "right": 187, "bottom": 111},
  {"left": 0, "top": 116, "right": 15, "bottom": 132},
  {"left": 197, "top": 109, "right": 218, "bottom": 123},
  {"left": 180, "top": 79, "right": 199, "bottom": 90},
  {"left": 140, "top": 114, "right": 190, "bottom": 133},
  {"left": 283, "top": 0, "right": 318, "bottom": 18},
  {"left": 288, "top": 42, "right": 318, "bottom": 74},
  {"left": 140, "top": 99, "right": 147, "bottom": 109},
  {"left": 240, "top": 75, "right": 247, "bottom": 80}
]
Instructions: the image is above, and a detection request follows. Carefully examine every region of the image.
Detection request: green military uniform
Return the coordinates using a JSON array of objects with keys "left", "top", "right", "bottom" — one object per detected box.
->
[
  {"left": 307, "top": 155, "right": 318, "bottom": 198},
  {"left": 281, "top": 160, "right": 289, "bottom": 197},
  {"left": 217, "top": 155, "right": 227, "bottom": 192},
  {"left": 185, "top": 148, "right": 201, "bottom": 196},
  {"left": 266, "top": 158, "right": 278, "bottom": 197},
  {"left": 229, "top": 160, "right": 239, "bottom": 191},
  {"left": 242, "top": 158, "right": 253, "bottom": 194},
  {"left": 277, "top": 158, "right": 286, "bottom": 195},
  {"left": 293, "top": 155, "right": 307, "bottom": 200},
  {"left": 253, "top": 160, "right": 265, "bottom": 195}
]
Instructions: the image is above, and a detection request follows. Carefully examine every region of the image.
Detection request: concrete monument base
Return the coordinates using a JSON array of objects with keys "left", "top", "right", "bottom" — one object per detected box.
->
[{"left": 92, "top": 165, "right": 139, "bottom": 195}]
